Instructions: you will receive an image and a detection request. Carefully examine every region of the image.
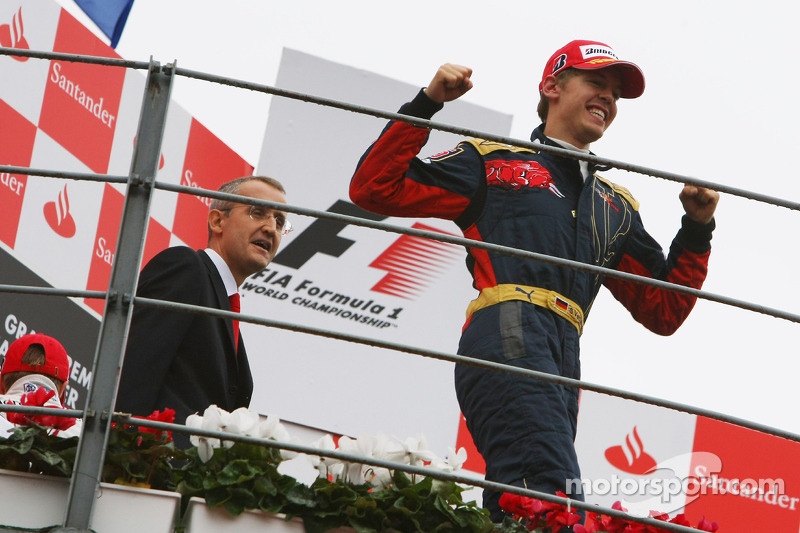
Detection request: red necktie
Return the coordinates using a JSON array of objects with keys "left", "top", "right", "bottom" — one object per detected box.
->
[{"left": 229, "top": 293, "right": 240, "bottom": 352}]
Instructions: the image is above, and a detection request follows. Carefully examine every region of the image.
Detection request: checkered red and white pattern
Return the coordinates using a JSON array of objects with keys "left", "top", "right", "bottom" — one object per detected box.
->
[{"left": 0, "top": 1, "right": 253, "bottom": 317}]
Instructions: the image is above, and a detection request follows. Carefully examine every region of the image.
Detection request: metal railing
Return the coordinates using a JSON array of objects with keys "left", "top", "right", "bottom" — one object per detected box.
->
[{"left": 1, "top": 45, "right": 796, "bottom": 533}]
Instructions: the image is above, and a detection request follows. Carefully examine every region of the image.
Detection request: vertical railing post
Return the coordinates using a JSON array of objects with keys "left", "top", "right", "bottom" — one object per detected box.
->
[{"left": 54, "top": 59, "right": 174, "bottom": 532}]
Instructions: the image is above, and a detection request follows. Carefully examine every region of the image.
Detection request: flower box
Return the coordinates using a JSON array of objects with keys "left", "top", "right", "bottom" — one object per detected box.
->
[
  {"left": 1, "top": 407, "right": 487, "bottom": 533},
  {"left": 181, "top": 497, "right": 361, "bottom": 532},
  {"left": 0, "top": 468, "right": 181, "bottom": 532},
  {"left": 182, "top": 496, "right": 305, "bottom": 533}
]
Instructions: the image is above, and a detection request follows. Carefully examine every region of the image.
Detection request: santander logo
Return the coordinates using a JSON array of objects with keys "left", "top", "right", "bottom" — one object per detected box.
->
[
  {"left": 44, "top": 184, "right": 77, "bottom": 238},
  {"left": 0, "top": 7, "right": 29, "bottom": 62},
  {"left": 604, "top": 426, "right": 657, "bottom": 475}
]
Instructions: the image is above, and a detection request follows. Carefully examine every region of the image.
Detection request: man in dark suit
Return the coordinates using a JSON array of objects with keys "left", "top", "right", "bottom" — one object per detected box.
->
[{"left": 116, "top": 176, "right": 291, "bottom": 433}]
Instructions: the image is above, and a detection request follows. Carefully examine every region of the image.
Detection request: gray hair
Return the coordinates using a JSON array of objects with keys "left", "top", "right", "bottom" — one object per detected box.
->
[{"left": 207, "top": 175, "right": 286, "bottom": 242}]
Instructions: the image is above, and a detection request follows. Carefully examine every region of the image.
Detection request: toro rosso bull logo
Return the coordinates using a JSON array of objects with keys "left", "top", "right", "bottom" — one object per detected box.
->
[{"left": 486, "top": 160, "right": 565, "bottom": 198}]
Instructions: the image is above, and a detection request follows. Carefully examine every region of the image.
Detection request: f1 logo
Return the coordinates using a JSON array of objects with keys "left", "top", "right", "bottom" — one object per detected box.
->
[{"left": 272, "top": 199, "right": 386, "bottom": 269}]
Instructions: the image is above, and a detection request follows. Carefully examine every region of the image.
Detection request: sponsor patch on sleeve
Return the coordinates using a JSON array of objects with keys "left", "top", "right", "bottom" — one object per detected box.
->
[{"left": 425, "top": 146, "right": 464, "bottom": 163}]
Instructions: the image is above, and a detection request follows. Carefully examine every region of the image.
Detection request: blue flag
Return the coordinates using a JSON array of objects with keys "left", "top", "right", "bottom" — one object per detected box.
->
[{"left": 73, "top": 0, "right": 134, "bottom": 48}]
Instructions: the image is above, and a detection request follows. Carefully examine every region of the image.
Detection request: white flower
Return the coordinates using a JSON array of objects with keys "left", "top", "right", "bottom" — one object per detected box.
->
[
  {"left": 447, "top": 447, "right": 467, "bottom": 471},
  {"left": 227, "top": 407, "right": 260, "bottom": 437},
  {"left": 201, "top": 405, "right": 237, "bottom": 449},
  {"left": 404, "top": 434, "right": 438, "bottom": 466},
  {"left": 259, "top": 414, "right": 290, "bottom": 442},
  {"left": 258, "top": 414, "right": 295, "bottom": 458},
  {"left": 336, "top": 435, "right": 365, "bottom": 484},
  {"left": 258, "top": 414, "right": 281, "bottom": 439},
  {"left": 330, "top": 434, "right": 405, "bottom": 487},
  {"left": 373, "top": 433, "right": 407, "bottom": 464},
  {"left": 196, "top": 438, "right": 216, "bottom": 462},
  {"left": 200, "top": 405, "right": 226, "bottom": 431},
  {"left": 186, "top": 411, "right": 219, "bottom": 463},
  {"left": 277, "top": 454, "right": 320, "bottom": 486},
  {"left": 363, "top": 465, "right": 393, "bottom": 489},
  {"left": 328, "top": 461, "right": 344, "bottom": 481},
  {"left": 186, "top": 413, "right": 203, "bottom": 446},
  {"left": 308, "top": 434, "right": 339, "bottom": 479},
  {"left": 183, "top": 408, "right": 460, "bottom": 487},
  {"left": 428, "top": 446, "right": 468, "bottom": 474}
]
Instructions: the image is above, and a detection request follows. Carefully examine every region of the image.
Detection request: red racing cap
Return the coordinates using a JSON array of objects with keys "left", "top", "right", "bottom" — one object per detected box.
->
[
  {"left": 1, "top": 333, "right": 71, "bottom": 382},
  {"left": 540, "top": 40, "right": 645, "bottom": 99}
]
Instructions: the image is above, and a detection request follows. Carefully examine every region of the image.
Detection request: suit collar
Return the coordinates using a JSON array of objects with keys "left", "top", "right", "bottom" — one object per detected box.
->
[{"left": 203, "top": 249, "right": 238, "bottom": 296}]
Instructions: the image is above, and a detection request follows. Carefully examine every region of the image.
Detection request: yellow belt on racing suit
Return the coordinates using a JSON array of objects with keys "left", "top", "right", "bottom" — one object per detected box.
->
[{"left": 465, "top": 284, "right": 584, "bottom": 334}]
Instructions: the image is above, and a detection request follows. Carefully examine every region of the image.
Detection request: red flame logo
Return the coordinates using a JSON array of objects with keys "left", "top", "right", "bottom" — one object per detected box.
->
[
  {"left": 0, "top": 8, "right": 30, "bottom": 62},
  {"left": 604, "top": 426, "right": 657, "bottom": 475},
  {"left": 43, "top": 184, "right": 77, "bottom": 238}
]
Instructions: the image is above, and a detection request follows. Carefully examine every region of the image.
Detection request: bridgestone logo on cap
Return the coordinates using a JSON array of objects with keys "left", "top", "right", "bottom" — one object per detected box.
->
[
  {"left": 580, "top": 45, "right": 619, "bottom": 60},
  {"left": 552, "top": 53, "right": 568, "bottom": 74}
]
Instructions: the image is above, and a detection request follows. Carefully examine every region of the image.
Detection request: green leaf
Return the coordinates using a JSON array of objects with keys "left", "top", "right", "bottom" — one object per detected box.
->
[
  {"left": 204, "top": 486, "right": 232, "bottom": 509},
  {"left": 285, "top": 483, "right": 316, "bottom": 507},
  {"left": 217, "top": 459, "right": 258, "bottom": 486},
  {"left": 252, "top": 474, "right": 277, "bottom": 496},
  {"left": 229, "top": 487, "right": 258, "bottom": 510}
]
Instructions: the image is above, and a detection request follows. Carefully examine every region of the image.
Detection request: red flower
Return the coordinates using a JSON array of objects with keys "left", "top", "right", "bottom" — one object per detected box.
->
[
  {"left": 596, "top": 501, "right": 633, "bottom": 533},
  {"left": 544, "top": 507, "right": 582, "bottom": 532},
  {"left": 542, "top": 492, "right": 582, "bottom": 533},
  {"left": 670, "top": 514, "right": 692, "bottom": 527},
  {"left": 624, "top": 521, "right": 672, "bottom": 533},
  {"left": 575, "top": 512, "right": 603, "bottom": 533},
  {"left": 499, "top": 493, "right": 547, "bottom": 529},
  {"left": 499, "top": 491, "right": 582, "bottom": 533},
  {"left": 6, "top": 386, "right": 76, "bottom": 432},
  {"left": 502, "top": 494, "right": 722, "bottom": 533},
  {"left": 132, "top": 408, "right": 176, "bottom": 442},
  {"left": 620, "top": 511, "right": 670, "bottom": 533},
  {"left": 696, "top": 516, "right": 719, "bottom": 532}
]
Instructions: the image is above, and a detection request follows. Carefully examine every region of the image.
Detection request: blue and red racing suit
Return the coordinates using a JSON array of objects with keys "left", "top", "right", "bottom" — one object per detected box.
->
[{"left": 350, "top": 89, "right": 714, "bottom": 519}]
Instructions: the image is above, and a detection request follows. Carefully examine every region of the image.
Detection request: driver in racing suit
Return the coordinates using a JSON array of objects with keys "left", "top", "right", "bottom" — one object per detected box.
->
[{"left": 349, "top": 40, "right": 719, "bottom": 521}]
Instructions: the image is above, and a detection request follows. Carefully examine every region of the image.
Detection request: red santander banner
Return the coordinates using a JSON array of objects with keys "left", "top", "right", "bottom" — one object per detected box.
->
[
  {"left": 39, "top": 11, "right": 124, "bottom": 174},
  {"left": 684, "top": 417, "right": 800, "bottom": 530},
  {"left": 0, "top": 99, "right": 35, "bottom": 249},
  {"left": 566, "top": 391, "right": 800, "bottom": 532}
]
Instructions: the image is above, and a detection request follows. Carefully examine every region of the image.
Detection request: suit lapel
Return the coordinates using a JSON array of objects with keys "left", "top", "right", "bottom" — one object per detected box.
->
[{"left": 199, "top": 251, "right": 239, "bottom": 360}]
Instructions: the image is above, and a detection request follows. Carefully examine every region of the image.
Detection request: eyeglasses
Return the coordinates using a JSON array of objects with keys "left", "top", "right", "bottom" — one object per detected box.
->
[{"left": 229, "top": 205, "right": 293, "bottom": 235}]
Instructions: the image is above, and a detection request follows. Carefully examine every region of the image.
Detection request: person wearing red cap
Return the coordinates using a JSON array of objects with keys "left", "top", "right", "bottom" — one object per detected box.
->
[
  {"left": 350, "top": 40, "right": 718, "bottom": 521},
  {"left": 1, "top": 333, "right": 82, "bottom": 438}
]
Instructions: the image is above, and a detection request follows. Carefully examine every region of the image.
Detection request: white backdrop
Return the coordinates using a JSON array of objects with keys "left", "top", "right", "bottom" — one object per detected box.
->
[{"left": 248, "top": 49, "right": 512, "bottom": 453}]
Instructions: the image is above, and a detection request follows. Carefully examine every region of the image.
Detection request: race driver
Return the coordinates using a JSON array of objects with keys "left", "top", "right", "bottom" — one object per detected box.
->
[{"left": 349, "top": 40, "right": 719, "bottom": 521}]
